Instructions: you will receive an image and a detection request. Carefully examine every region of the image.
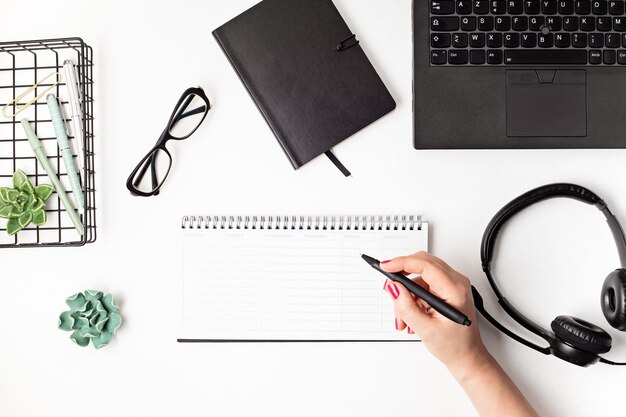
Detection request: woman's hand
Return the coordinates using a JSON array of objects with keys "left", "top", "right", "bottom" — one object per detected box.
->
[
  {"left": 381, "top": 251, "right": 489, "bottom": 377},
  {"left": 382, "top": 251, "right": 541, "bottom": 417}
]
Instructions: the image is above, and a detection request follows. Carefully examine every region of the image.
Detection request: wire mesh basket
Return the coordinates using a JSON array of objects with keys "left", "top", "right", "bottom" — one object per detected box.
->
[{"left": 0, "top": 37, "right": 96, "bottom": 247}]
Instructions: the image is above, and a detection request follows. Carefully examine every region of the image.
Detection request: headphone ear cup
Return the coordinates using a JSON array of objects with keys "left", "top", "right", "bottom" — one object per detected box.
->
[
  {"left": 602, "top": 269, "right": 626, "bottom": 331},
  {"left": 551, "top": 315, "right": 612, "bottom": 354}
]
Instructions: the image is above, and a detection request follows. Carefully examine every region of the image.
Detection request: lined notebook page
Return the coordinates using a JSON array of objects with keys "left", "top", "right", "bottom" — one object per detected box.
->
[{"left": 179, "top": 216, "right": 428, "bottom": 341}]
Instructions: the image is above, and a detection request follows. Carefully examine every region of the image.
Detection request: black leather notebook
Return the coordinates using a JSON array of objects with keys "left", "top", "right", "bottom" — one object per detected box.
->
[{"left": 213, "top": 0, "right": 396, "bottom": 171}]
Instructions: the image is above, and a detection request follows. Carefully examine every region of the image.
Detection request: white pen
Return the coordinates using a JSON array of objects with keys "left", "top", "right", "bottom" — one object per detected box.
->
[{"left": 63, "top": 60, "right": 85, "bottom": 178}]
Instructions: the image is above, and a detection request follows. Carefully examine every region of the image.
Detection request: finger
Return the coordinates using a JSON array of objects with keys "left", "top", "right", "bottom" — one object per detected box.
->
[
  {"left": 387, "top": 281, "right": 431, "bottom": 331},
  {"left": 382, "top": 252, "right": 457, "bottom": 295}
]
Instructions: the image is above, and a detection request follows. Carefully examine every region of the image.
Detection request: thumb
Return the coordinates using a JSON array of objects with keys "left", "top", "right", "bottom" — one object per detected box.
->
[{"left": 387, "top": 280, "right": 432, "bottom": 334}]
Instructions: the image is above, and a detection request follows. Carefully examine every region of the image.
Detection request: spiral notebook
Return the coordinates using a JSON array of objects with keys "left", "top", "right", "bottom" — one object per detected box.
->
[{"left": 179, "top": 215, "right": 428, "bottom": 342}]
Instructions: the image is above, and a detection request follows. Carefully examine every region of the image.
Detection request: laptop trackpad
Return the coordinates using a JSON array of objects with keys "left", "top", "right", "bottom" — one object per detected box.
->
[{"left": 506, "top": 69, "right": 586, "bottom": 137}]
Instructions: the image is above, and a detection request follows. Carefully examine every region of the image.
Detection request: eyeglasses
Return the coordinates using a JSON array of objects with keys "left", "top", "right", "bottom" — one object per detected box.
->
[{"left": 126, "top": 87, "right": 210, "bottom": 197}]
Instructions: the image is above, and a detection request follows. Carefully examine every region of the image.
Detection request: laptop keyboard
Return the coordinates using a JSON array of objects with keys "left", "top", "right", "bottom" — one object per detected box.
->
[{"left": 430, "top": 0, "right": 626, "bottom": 65}]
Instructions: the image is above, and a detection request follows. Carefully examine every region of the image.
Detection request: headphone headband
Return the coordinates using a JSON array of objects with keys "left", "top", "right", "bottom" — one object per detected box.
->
[{"left": 481, "top": 184, "right": 605, "bottom": 269}]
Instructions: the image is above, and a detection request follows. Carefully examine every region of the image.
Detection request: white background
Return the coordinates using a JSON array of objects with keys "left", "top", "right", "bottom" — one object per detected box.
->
[{"left": 1, "top": 1, "right": 626, "bottom": 416}]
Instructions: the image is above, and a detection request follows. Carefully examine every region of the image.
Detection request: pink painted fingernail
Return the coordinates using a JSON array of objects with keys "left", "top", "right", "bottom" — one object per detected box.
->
[
  {"left": 381, "top": 260, "right": 391, "bottom": 264},
  {"left": 383, "top": 279, "right": 388, "bottom": 289},
  {"left": 389, "top": 283, "right": 400, "bottom": 299},
  {"left": 394, "top": 318, "right": 399, "bottom": 330},
  {"left": 407, "top": 326, "right": 411, "bottom": 334}
]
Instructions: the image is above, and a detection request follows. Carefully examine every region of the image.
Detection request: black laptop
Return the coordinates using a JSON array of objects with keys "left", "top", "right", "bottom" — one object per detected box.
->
[{"left": 414, "top": 0, "right": 626, "bottom": 149}]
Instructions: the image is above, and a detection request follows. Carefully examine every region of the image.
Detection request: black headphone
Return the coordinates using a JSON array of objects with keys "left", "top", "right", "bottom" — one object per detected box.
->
[{"left": 472, "top": 183, "right": 626, "bottom": 367}]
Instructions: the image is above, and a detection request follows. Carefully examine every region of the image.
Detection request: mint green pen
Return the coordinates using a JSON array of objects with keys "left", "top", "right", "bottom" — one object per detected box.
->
[
  {"left": 46, "top": 94, "right": 84, "bottom": 213},
  {"left": 20, "top": 118, "right": 84, "bottom": 236}
]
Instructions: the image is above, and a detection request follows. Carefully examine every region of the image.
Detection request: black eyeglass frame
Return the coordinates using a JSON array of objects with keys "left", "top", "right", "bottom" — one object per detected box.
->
[{"left": 126, "top": 86, "right": 211, "bottom": 197}]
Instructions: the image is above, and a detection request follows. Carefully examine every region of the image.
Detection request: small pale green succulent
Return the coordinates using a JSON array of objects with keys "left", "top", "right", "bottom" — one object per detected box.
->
[
  {"left": 58, "top": 290, "right": 122, "bottom": 349},
  {"left": 0, "top": 170, "right": 53, "bottom": 235}
]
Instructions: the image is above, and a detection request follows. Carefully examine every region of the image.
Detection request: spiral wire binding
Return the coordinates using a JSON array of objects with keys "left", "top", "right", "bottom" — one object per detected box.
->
[{"left": 181, "top": 215, "right": 423, "bottom": 231}]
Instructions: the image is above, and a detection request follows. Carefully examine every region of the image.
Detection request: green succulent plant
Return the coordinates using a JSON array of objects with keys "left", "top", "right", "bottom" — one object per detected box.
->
[
  {"left": 58, "top": 290, "right": 122, "bottom": 349},
  {"left": 0, "top": 170, "right": 53, "bottom": 235}
]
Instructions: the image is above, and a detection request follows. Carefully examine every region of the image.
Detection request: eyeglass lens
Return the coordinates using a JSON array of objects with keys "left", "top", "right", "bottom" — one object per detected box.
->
[
  {"left": 131, "top": 148, "right": 173, "bottom": 194},
  {"left": 168, "top": 93, "right": 208, "bottom": 139}
]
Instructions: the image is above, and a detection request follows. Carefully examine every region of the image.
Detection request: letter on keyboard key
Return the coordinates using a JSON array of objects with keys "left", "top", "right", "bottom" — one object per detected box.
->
[
  {"left": 542, "top": 0, "right": 558, "bottom": 14},
  {"left": 457, "top": 0, "right": 473, "bottom": 13},
  {"left": 610, "top": 1, "right": 625, "bottom": 14},
  {"left": 432, "top": 17, "right": 460, "bottom": 31},
  {"left": 576, "top": 0, "right": 592, "bottom": 14},
  {"left": 504, "top": 49, "right": 588, "bottom": 63},
  {"left": 431, "top": 50, "right": 448, "bottom": 65},
  {"left": 559, "top": 0, "right": 575, "bottom": 13},
  {"left": 432, "top": 0, "right": 456, "bottom": 13},
  {"left": 614, "top": 17, "right": 626, "bottom": 31},
  {"left": 448, "top": 50, "right": 469, "bottom": 64},
  {"left": 525, "top": 0, "right": 541, "bottom": 13},
  {"left": 618, "top": 49, "right": 626, "bottom": 64}
]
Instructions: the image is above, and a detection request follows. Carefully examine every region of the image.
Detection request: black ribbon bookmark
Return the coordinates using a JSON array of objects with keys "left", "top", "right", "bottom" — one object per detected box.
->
[{"left": 325, "top": 149, "right": 351, "bottom": 177}]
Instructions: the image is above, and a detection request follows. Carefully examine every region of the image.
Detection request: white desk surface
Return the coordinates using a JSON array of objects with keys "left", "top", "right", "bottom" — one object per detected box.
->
[{"left": 2, "top": 1, "right": 626, "bottom": 416}]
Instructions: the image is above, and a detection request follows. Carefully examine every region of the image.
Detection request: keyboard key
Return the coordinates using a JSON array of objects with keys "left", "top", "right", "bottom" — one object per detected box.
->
[
  {"left": 469, "top": 32, "right": 486, "bottom": 46},
  {"left": 474, "top": 0, "right": 490, "bottom": 13},
  {"left": 505, "top": 49, "right": 587, "bottom": 63},
  {"left": 592, "top": 0, "right": 608, "bottom": 14},
  {"left": 530, "top": 16, "right": 545, "bottom": 30},
  {"left": 461, "top": 16, "right": 477, "bottom": 30},
  {"left": 505, "top": 32, "right": 521, "bottom": 47},
  {"left": 564, "top": 16, "right": 580, "bottom": 30},
  {"left": 521, "top": 32, "right": 538, "bottom": 46},
  {"left": 622, "top": 33, "right": 626, "bottom": 45},
  {"left": 488, "top": 50, "right": 503, "bottom": 64},
  {"left": 491, "top": 0, "right": 506, "bottom": 13},
  {"left": 541, "top": 0, "right": 558, "bottom": 13},
  {"left": 573, "top": 32, "right": 589, "bottom": 46},
  {"left": 432, "top": 0, "right": 456, "bottom": 13},
  {"left": 546, "top": 16, "right": 562, "bottom": 30},
  {"left": 496, "top": 16, "right": 511, "bottom": 30},
  {"left": 457, "top": 0, "right": 473, "bottom": 13},
  {"left": 431, "top": 50, "right": 448, "bottom": 65},
  {"left": 598, "top": 17, "right": 613, "bottom": 30},
  {"left": 555, "top": 32, "right": 572, "bottom": 46},
  {"left": 610, "top": 1, "right": 625, "bottom": 14},
  {"left": 508, "top": 0, "right": 524, "bottom": 13},
  {"left": 606, "top": 33, "right": 621, "bottom": 46},
  {"left": 614, "top": 16, "right": 626, "bottom": 31},
  {"left": 512, "top": 16, "right": 529, "bottom": 30},
  {"left": 487, "top": 33, "right": 503, "bottom": 47},
  {"left": 453, "top": 33, "right": 469, "bottom": 47},
  {"left": 589, "top": 50, "right": 603, "bottom": 63},
  {"left": 432, "top": 17, "right": 460, "bottom": 31},
  {"left": 525, "top": 0, "right": 541, "bottom": 13},
  {"left": 576, "top": 0, "right": 592, "bottom": 13},
  {"left": 559, "top": 0, "right": 575, "bottom": 13},
  {"left": 478, "top": 16, "right": 495, "bottom": 30},
  {"left": 470, "top": 49, "right": 486, "bottom": 64},
  {"left": 589, "top": 32, "right": 605, "bottom": 46},
  {"left": 448, "top": 50, "right": 469, "bottom": 64},
  {"left": 618, "top": 49, "right": 626, "bottom": 63},
  {"left": 432, "top": 33, "right": 452, "bottom": 47},
  {"left": 538, "top": 33, "right": 554, "bottom": 46},
  {"left": 581, "top": 16, "right": 596, "bottom": 30},
  {"left": 604, "top": 49, "right": 617, "bottom": 63}
]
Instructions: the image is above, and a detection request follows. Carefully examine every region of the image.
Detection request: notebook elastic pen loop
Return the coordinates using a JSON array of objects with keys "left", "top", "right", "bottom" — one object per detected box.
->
[
  {"left": 324, "top": 149, "right": 351, "bottom": 177},
  {"left": 336, "top": 34, "right": 359, "bottom": 52}
]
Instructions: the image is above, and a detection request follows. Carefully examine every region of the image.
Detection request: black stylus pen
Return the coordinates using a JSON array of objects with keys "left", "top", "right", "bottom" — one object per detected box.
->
[{"left": 361, "top": 254, "right": 471, "bottom": 326}]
